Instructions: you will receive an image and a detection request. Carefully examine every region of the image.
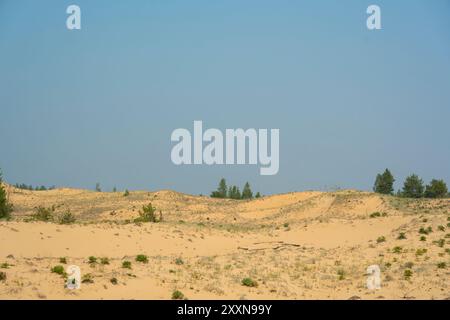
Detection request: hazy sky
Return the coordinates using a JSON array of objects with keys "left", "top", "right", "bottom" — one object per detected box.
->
[{"left": 1, "top": 0, "right": 449, "bottom": 195}]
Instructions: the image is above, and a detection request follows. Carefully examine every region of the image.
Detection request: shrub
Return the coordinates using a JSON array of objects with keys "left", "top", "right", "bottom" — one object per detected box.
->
[
  {"left": 370, "top": 212, "right": 381, "bottom": 218},
  {"left": 59, "top": 257, "right": 67, "bottom": 264},
  {"left": 58, "top": 210, "right": 76, "bottom": 224},
  {"left": 1, "top": 262, "right": 11, "bottom": 269},
  {"left": 100, "top": 257, "right": 110, "bottom": 265},
  {"left": 135, "top": 203, "right": 160, "bottom": 223},
  {"left": 404, "top": 262, "right": 414, "bottom": 269},
  {"left": 33, "top": 206, "right": 55, "bottom": 222},
  {"left": 424, "top": 179, "right": 448, "bottom": 198},
  {"left": 420, "top": 236, "right": 427, "bottom": 241},
  {"left": 415, "top": 248, "right": 427, "bottom": 256},
  {"left": 402, "top": 174, "right": 424, "bottom": 198},
  {"left": 435, "top": 239, "right": 445, "bottom": 248},
  {"left": 110, "top": 277, "right": 118, "bottom": 285},
  {"left": 0, "top": 170, "right": 13, "bottom": 219},
  {"left": 123, "top": 189, "right": 130, "bottom": 197},
  {"left": 122, "top": 261, "right": 132, "bottom": 269},
  {"left": 392, "top": 246, "right": 403, "bottom": 254},
  {"left": 82, "top": 273, "right": 94, "bottom": 284},
  {"left": 51, "top": 265, "right": 66, "bottom": 276},
  {"left": 376, "top": 236, "right": 386, "bottom": 243},
  {"left": 95, "top": 183, "right": 101, "bottom": 192},
  {"left": 337, "top": 269, "right": 345, "bottom": 280},
  {"left": 437, "top": 262, "right": 446, "bottom": 269},
  {"left": 397, "top": 233, "right": 407, "bottom": 240},
  {"left": 175, "top": 258, "right": 184, "bottom": 265},
  {"left": 437, "top": 225, "right": 445, "bottom": 232},
  {"left": 241, "top": 277, "right": 258, "bottom": 287},
  {"left": 419, "top": 227, "right": 432, "bottom": 235},
  {"left": 255, "top": 192, "right": 261, "bottom": 198},
  {"left": 172, "top": 290, "right": 185, "bottom": 300},
  {"left": 88, "top": 256, "right": 97, "bottom": 264},
  {"left": 403, "top": 269, "right": 413, "bottom": 280},
  {"left": 373, "top": 169, "right": 395, "bottom": 195},
  {"left": 0, "top": 272, "right": 6, "bottom": 281},
  {"left": 136, "top": 254, "right": 148, "bottom": 263}
]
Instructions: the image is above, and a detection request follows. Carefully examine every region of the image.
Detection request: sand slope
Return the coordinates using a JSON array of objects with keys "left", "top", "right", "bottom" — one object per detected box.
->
[{"left": 1, "top": 186, "right": 449, "bottom": 300}]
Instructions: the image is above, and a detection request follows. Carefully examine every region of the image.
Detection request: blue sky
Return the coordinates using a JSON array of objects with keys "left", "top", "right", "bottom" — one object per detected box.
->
[{"left": 1, "top": 0, "right": 449, "bottom": 195}]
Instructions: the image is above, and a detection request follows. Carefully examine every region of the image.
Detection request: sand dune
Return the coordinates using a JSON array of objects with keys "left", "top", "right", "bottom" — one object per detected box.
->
[{"left": 1, "top": 186, "right": 449, "bottom": 299}]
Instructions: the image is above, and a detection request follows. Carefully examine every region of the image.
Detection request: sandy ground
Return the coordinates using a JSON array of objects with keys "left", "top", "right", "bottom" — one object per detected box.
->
[{"left": 0, "top": 186, "right": 449, "bottom": 300}]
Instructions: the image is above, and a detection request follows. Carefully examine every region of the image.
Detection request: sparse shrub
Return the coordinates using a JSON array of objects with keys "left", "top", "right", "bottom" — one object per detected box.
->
[
  {"left": 403, "top": 269, "right": 413, "bottom": 280},
  {"left": 437, "top": 225, "right": 445, "bottom": 232},
  {"left": 1, "top": 262, "right": 11, "bottom": 269},
  {"left": 242, "top": 277, "right": 258, "bottom": 287},
  {"left": 135, "top": 203, "right": 161, "bottom": 223},
  {"left": 404, "top": 262, "right": 414, "bottom": 269},
  {"left": 419, "top": 227, "right": 432, "bottom": 235},
  {"left": 123, "top": 189, "right": 130, "bottom": 197},
  {"left": 415, "top": 248, "right": 427, "bottom": 256},
  {"left": 373, "top": 169, "right": 395, "bottom": 195},
  {"left": 95, "top": 183, "right": 101, "bottom": 192},
  {"left": 437, "top": 262, "right": 446, "bottom": 269},
  {"left": 100, "top": 257, "right": 110, "bottom": 265},
  {"left": 392, "top": 246, "right": 403, "bottom": 254},
  {"left": 82, "top": 273, "right": 94, "bottom": 284},
  {"left": 420, "top": 236, "right": 427, "bottom": 241},
  {"left": 397, "top": 233, "right": 407, "bottom": 240},
  {"left": 283, "top": 223, "right": 289, "bottom": 228},
  {"left": 58, "top": 210, "right": 76, "bottom": 224},
  {"left": 33, "top": 206, "right": 55, "bottom": 221},
  {"left": 51, "top": 265, "right": 66, "bottom": 276},
  {"left": 435, "top": 239, "right": 445, "bottom": 248},
  {"left": 337, "top": 269, "right": 345, "bottom": 280},
  {"left": 59, "top": 257, "right": 67, "bottom": 264},
  {"left": 122, "top": 261, "right": 132, "bottom": 269},
  {"left": 175, "top": 258, "right": 184, "bottom": 265},
  {"left": 370, "top": 212, "right": 381, "bottom": 218},
  {"left": 110, "top": 277, "right": 118, "bottom": 285},
  {"left": 136, "top": 254, "right": 148, "bottom": 263},
  {"left": 0, "top": 272, "right": 6, "bottom": 281},
  {"left": 172, "top": 290, "right": 185, "bottom": 300},
  {"left": 376, "top": 236, "right": 386, "bottom": 243},
  {"left": 401, "top": 174, "right": 424, "bottom": 198},
  {"left": 0, "top": 170, "right": 13, "bottom": 219},
  {"left": 88, "top": 256, "right": 97, "bottom": 264}
]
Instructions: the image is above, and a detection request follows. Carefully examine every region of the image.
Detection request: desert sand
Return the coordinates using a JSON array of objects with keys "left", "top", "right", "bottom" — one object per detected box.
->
[{"left": 0, "top": 185, "right": 449, "bottom": 300}]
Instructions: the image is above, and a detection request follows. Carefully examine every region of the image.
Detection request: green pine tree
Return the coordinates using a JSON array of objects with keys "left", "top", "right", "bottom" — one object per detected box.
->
[
  {"left": 402, "top": 174, "right": 424, "bottom": 198},
  {"left": 241, "top": 182, "right": 253, "bottom": 199},
  {"left": 0, "top": 170, "right": 13, "bottom": 219},
  {"left": 373, "top": 169, "right": 395, "bottom": 195}
]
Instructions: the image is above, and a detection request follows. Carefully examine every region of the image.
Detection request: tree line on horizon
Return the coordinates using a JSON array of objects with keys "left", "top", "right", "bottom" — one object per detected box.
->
[
  {"left": 373, "top": 168, "right": 449, "bottom": 198},
  {"left": 210, "top": 178, "right": 261, "bottom": 200}
]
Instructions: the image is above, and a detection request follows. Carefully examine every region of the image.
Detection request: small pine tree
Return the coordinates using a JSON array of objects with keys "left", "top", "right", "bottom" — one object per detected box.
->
[
  {"left": 424, "top": 179, "right": 448, "bottom": 198},
  {"left": 373, "top": 169, "right": 395, "bottom": 195},
  {"left": 95, "top": 183, "right": 101, "bottom": 192},
  {"left": 255, "top": 192, "right": 261, "bottom": 198},
  {"left": 211, "top": 178, "right": 227, "bottom": 198},
  {"left": 241, "top": 182, "right": 253, "bottom": 199},
  {"left": 112, "top": 186, "right": 117, "bottom": 193},
  {"left": 0, "top": 170, "right": 13, "bottom": 219},
  {"left": 402, "top": 174, "right": 424, "bottom": 198}
]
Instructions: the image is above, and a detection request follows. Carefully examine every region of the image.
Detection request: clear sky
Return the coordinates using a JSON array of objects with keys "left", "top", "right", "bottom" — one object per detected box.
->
[{"left": 1, "top": 0, "right": 449, "bottom": 195}]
